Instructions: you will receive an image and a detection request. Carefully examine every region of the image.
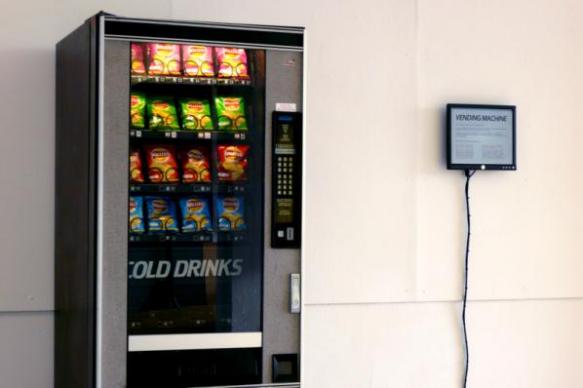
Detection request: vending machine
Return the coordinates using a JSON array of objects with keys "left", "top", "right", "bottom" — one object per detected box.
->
[{"left": 55, "top": 13, "right": 304, "bottom": 388}]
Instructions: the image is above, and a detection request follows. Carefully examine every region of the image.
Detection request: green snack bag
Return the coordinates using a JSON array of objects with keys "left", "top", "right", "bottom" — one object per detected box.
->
[
  {"left": 179, "top": 98, "right": 213, "bottom": 130},
  {"left": 147, "top": 96, "right": 180, "bottom": 130},
  {"left": 215, "top": 96, "right": 247, "bottom": 130},
  {"left": 130, "top": 92, "right": 146, "bottom": 129}
]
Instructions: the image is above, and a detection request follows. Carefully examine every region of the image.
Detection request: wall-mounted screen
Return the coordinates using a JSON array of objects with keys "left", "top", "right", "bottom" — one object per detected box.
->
[{"left": 447, "top": 104, "right": 516, "bottom": 170}]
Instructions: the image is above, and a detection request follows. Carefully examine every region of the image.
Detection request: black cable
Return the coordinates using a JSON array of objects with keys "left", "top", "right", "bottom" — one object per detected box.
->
[{"left": 462, "top": 169, "right": 475, "bottom": 388}]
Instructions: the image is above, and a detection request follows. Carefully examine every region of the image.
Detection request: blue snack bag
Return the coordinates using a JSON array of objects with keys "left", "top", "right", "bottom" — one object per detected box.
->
[
  {"left": 145, "top": 196, "right": 179, "bottom": 232},
  {"left": 180, "top": 197, "right": 212, "bottom": 232},
  {"left": 129, "top": 196, "right": 145, "bottom": 233},
  {"left": 215, "top": 196, "right": 246, "bottom": 231}
]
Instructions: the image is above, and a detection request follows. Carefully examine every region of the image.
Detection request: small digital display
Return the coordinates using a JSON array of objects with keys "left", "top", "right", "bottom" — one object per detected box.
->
[
  {"left": 278, "top": 123, "right": 294, "bottom": 145},
  {"left": 447, "top": 104, "right": 516, "bottom": 170},
  {"left": 275, "top": 199, "right": 294, "bottom": 223},
  {"left": 276, "top": 117, "right": 295, "bottom": 152}
]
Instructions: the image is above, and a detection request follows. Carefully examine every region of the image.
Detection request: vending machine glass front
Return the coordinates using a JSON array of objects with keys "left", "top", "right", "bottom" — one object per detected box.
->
[{"left": 126, "top": 43, "right": 266, "bottom": 386}]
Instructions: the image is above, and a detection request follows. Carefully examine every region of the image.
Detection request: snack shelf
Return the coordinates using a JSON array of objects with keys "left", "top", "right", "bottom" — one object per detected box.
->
[
  {"left": 130, "top": 129, "right": 249, "bottom": 142},
  {"left": 128, "top": 306, "right": 234, "bottom": 334},
  {"left": 216, "top": 231, "right": 248, "bottom": 242},
  {"left": 215, "top": 183, "right": 247, "bottom": 194},
  {"left": 131, "top": 75, "right": 252, "bottom": 86},
  {"left": 129, "top": 183, "right": 247, "bottom": 194},
  {"left": 129, "top": 231, "right": 247, "bottom": 243},
  {"left": 129, "top": 232, "right": 213, "bottom": 243},
  {"left": 130, "top": 183, "right": 212, "bottom": 194}
]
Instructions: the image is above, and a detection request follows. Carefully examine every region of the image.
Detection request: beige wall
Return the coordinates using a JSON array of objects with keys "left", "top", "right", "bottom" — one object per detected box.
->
[{"left": 2, "top": 0, "right": 583, "bottom": 387}]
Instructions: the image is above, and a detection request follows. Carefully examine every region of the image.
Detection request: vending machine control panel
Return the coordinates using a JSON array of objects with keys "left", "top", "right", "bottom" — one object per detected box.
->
[{"left": 271, "top": 111, "right": 302, "bottom": 248}]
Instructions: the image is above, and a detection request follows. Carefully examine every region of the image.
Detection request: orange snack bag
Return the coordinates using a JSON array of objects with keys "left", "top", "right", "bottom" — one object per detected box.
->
[
  {"left": 180, "top": 146, "right": 211, "bottom": 183},
  {"left": 217, "top": 145, "right": 249, "bottom": 181},
  {"left": 144, "top": 145, "right": 180, "bottom": 183},
  {"left": 130, "top": 148, "right": 145, "bottom": 183}
]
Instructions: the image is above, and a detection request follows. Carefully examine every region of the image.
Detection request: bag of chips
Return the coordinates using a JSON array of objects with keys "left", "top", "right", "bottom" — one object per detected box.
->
[
  {"left": 180, "top": 146, "right": 211, "bottom": 183},
  {"left": 182, "top": 45, "right": 215, "bottom": 77},
  {"left": 130, "top": 148, "right": 145, "bottom": 183},
  {"left": 180, "top": 197, "right": 212, "bottom": 232},
  {"left": 215, "top": 47, "right": 249, "bottom": 78},
  {"left": 147, "top": 96, "right": 180, "bottom": 130},
  {"left": 145, "top": 196, "right": 179, "bottom": 232},
  {"left": 145, "top": 145, "right": 180, "bottom": 183},
  {"left": 131, "top": 43, "right": 146, "bottom": 75},
  {"left": 215, "top": 196, "right": 246, "bottom": 231},
  {"left": 215, "top": 97, "right": 247, "bottom": 130},
  {"left": 147, "top": 43, "right": 181, "bottom": 76},
  {"left": 217, "top": 145, "right": 249, "bottom": 181},
  {"left": 130, "top": 92, "right": 146, "bottom": 129},
  {"left": 129, "top": 196, "right": 145, "bottom": 233},
  {"left": 179, "top": 98, "right": 213, "bottom": 130}
]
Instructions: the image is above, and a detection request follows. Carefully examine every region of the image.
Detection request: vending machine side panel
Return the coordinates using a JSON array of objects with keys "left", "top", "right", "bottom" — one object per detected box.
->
[
  {"left": 55, "top": 18, "right": 98, "bottom": 388},
  {"left": 262, "top": 50, "right": 303, "bottom": 383},
  {"left": 97, "top": 38, "right": 131, "bottom": 388}
]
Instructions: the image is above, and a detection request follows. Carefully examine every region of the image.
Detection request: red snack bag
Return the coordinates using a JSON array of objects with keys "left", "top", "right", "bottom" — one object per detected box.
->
[
  {"left": 130, "top": 148, "right": 145, "bottom": 183},
  {"left": 182, "top": 45, "right": 215, "bottom": 77},
  {"left": 131, "top": 43, "right": 146, "bottom": 75},
  {"left": 180, "top": 146, "right": 211, "bottom": 183},
  {"left": 215, "top": 47, "right": 249, "bottom": 78},
  {"left": 217, "top": 145, "right": 249, "bottom": 181},
  {"left": 147, "top": 43, "right": 181, "bottom": 76},
  {"left": 144, "top": 145, "right": 180, "bottom": 183}
]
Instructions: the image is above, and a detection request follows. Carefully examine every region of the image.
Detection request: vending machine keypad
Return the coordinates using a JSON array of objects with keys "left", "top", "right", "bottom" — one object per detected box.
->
[
  {"left": 276, "top": 156, "right": 294, "bottom": 196},
  {"left": 271, "top": 111, "right": 302, "bottom": 248}
]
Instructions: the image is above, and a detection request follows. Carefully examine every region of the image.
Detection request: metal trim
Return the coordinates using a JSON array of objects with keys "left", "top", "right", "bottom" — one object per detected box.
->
[
  {"left": 95, "top": 13, "right": 105, "bottom": 388},
  {"left": 104, "top": 15, "right": 304, "bottom": 34},
  {"left": 128, "top": 332, "right": 263, "bottom": 352},
  {"left": 105, "top": 35, "right": 303, "bottom": 52},
  {"left": 299, "top": 27, "right": 308, "bottom": 386},
  {"left": 189, "top": 384, "right": 299, "bottom": 388}
]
